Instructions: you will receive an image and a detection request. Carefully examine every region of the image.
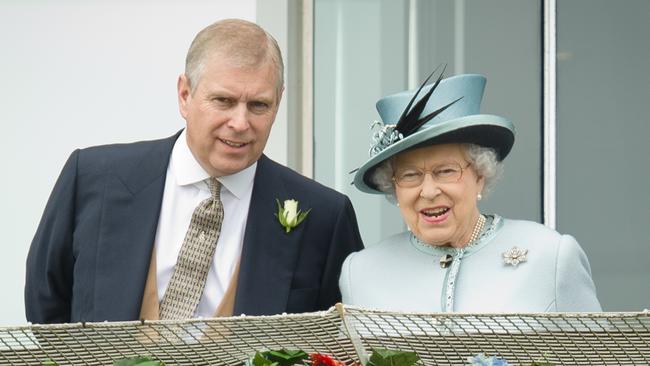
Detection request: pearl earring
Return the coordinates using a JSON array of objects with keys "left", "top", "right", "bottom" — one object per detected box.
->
[{"left": 477, "top": 193, "right": 483, "bottom": 201}]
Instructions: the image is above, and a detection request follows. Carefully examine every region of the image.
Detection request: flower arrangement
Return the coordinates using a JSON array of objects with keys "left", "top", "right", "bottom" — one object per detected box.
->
[
  {"left": 244, "top": 349, "right": 342, "bottom": 366},
  {"left": 40, "top": 351, "right": 554, "bottom": 366},
  {"left": 367, "top": 348, "right": 420, "bottom": 366},
  {"left": 311, "top": 353, "right": 347, "bottom": 366},
  {"left": 243, "top": 349, "right": 554, "bottom": 366},
  {"left": 244, "top": 348, "right": 420, "bottom": 366}
]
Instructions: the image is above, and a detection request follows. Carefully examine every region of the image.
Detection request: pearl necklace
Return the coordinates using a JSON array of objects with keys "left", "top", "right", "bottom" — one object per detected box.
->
[
  {"left": 468, "top": 214, "right": 486, "bottom": 244},
  {"left": 439, "top": 214, "right": 486, "bottom": 268}
]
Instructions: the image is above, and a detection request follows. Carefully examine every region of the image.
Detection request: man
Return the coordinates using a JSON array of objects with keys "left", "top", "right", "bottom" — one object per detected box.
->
[{"left": 25, "top": 19, "right": 364, "bottom": 323}]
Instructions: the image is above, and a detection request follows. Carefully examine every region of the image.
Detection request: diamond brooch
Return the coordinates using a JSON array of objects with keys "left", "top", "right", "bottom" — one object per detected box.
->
[{"left": 503, "top": 246, "right": 528, "bottom": 267}]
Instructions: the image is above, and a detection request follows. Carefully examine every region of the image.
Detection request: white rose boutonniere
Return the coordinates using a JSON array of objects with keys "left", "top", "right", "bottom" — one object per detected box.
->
[{"left": 275, "top": 199, "right": 311, "bottom": 233}]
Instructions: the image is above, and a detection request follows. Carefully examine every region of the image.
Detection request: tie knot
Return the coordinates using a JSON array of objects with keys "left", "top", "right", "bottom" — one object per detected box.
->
[{"left": 206, "top": 177, "right": 221, "bottom": 199}]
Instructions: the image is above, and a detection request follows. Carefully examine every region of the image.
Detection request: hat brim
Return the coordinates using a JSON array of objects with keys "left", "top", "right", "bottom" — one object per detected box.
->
[{"left": 353, "top": 114, "right": 515, "bottom": 194}]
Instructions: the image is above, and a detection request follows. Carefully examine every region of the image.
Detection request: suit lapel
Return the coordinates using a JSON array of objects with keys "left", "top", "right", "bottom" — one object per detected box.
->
[
  {"left": 93, "top": 132, "right": 180, "bottom": 321},
  {"left": 234, "top": 155, "right": 307, "bottom": 315}
]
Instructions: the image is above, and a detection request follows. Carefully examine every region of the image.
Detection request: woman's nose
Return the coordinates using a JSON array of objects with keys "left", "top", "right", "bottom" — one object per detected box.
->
[{"left": 419, "top": 173, "right": 441, "bottom": 199}]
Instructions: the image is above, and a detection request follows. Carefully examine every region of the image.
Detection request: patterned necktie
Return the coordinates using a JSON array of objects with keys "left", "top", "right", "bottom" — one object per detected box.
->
[{"left": 159, "top": 177, "right": 224, "bottom": 319}]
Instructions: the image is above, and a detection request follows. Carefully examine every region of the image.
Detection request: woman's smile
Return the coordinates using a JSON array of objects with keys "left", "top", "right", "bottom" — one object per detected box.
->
[{"left": 419, "top": 206, "right": 450, "bottom": 224}]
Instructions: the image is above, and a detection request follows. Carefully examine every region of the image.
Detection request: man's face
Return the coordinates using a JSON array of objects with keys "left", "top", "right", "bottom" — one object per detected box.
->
[{"left": 178, "top": 56, "right": 282, "bottom": 177}]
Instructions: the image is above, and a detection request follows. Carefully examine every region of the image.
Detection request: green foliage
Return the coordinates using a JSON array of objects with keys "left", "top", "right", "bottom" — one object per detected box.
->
[
  {"left": 295, "top": 209, "right": 311, "bottom": 227},
  {"left": 249, "top": 351, "right": 279, "bottom": 366},
  {"left": 249, "top": 349, "right": 309, "bottom": 366},
  {"left": 275, "top": 199, "right": 288, "bottom": 228},
  {"left": 367, "top": 348, "right": 421, "bottom": 366},
  {"left": 113, "top": 356, "right": 165, "bottom": 366},
  {"left": 40, "top": 361, "right": 58, "bottom": 366}
]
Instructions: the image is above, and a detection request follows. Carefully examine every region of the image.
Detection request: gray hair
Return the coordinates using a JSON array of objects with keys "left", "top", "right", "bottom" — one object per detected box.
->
[
  {"left": 369, "top": 143, "right": 503, "bottom": 199},
  {"left": 185, "top": 19, "right": 284, "bottom": 97}
]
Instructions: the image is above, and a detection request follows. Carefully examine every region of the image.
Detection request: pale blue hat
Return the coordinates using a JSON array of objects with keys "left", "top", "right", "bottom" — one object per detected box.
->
[{"left": 353, "top": 71, "right": 515, "bottom": 194}]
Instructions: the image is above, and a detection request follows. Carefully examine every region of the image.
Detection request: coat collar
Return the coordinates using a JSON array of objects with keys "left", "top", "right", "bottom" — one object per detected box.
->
[{"left": 93, "top": 131, "right": 180, "bottom": 321}]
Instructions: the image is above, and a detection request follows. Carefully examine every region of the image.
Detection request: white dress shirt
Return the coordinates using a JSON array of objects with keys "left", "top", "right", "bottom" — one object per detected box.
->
[{"left": 153, "top": 130, "right": 256, "bottom": 318}]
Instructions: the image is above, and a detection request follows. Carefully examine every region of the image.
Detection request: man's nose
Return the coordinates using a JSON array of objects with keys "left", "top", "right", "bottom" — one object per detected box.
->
[
  {"left": 227, "top": 103, "right": 250, "bottom": 132},
  {"left": 419, "top": 173, "right": 441, "bottom": 199}
]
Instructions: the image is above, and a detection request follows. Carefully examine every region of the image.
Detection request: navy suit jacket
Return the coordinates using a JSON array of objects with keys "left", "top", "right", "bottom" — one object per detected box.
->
[{"left": 25, "top": 132, "right": 364, "bottom": 323}]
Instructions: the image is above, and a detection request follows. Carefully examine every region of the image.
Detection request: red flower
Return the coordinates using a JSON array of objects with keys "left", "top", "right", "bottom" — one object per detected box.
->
[{"left": 310, "top": 353, "right": 344, "bottom": 366}]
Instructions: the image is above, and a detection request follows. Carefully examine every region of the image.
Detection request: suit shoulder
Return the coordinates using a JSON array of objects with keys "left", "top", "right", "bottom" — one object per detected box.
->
[
  {"left": 78, "top": 133, "right": 178, "bottom": 161},
  {"left": 263, "top": 156, "right": 348, "bottom": 202},
  {"left": 75, "top": 132, "right": 180, "bottom": 173}
]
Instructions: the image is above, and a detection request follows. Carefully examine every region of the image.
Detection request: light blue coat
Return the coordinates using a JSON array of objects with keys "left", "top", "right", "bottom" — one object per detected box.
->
[{"left": 339, "top": 216, "right": 601, "bottom": 312}]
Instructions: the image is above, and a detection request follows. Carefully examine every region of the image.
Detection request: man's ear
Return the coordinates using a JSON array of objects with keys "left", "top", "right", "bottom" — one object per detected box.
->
[
  {"left": 276, "top": 86, "right": 285, "bottom": 106},
  {"left": 177, "top": 74, "right": 191, "bottom": 119},
  {"left": 268, "top": 86, "right": 285, "bottom": 126}
]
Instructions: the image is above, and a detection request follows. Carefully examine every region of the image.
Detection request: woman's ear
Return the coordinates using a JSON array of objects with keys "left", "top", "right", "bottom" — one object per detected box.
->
[{"left": 476, "top": 175, "right": 486, "bottom": 196}]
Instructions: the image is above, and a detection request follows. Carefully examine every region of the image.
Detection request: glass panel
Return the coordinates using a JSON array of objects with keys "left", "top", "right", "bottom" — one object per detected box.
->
[
  {"left": 557, "top": 0, "right": 650, "bottom": 310},
  {"left": 314, "top": 0, "right": 541, "bottom": 245},
  {"left": 467, "top": 0, "right": 542, "bottom": 222},
  {"left": 314, "top": 0, "right": 409, "bottom": 246}
]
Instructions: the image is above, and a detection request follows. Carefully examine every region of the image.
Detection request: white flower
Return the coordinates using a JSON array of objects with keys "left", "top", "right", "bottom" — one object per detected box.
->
[
  {"left": 276, "top": 199, "right": 311, "bottom": 233},
  {"left": 283, "top": 199, "right": 299, "bottom": 226}
]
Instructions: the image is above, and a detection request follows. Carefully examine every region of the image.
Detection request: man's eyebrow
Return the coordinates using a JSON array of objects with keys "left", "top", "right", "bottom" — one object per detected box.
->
[
  {"left": 206, "top": 90, "right": 234, "bottom": 97},
  {"left": 249, "top": 96, "right": 274, "bottom": 103}
]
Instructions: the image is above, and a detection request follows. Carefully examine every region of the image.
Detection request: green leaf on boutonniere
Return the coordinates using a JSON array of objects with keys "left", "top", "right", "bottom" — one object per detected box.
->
[
  {"left": 275, "top": 199, "right": 311, "bottom": 233},
  {"left": 368, "top": 348, "right": 420, "bottom": 366}
]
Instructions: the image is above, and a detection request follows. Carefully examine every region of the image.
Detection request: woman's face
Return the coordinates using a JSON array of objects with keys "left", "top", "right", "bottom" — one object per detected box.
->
[{"left": 393, "top": 143, "right": 485, "bottom": 248}]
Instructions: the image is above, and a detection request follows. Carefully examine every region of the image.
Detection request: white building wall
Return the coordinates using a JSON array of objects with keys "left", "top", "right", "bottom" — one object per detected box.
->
[{"left": 0, "top": 0, "right": 284, "bottom": 325}]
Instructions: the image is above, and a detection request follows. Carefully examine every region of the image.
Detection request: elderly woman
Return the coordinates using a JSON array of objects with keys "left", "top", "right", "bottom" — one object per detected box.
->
[{"left": 340, "top": 71, "right": 601, "bottom": 312}]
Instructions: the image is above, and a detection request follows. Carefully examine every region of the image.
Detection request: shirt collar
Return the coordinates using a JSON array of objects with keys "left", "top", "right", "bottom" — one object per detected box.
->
[{"left": 170, "top": 130, "right": 257, "bottom": 199}]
